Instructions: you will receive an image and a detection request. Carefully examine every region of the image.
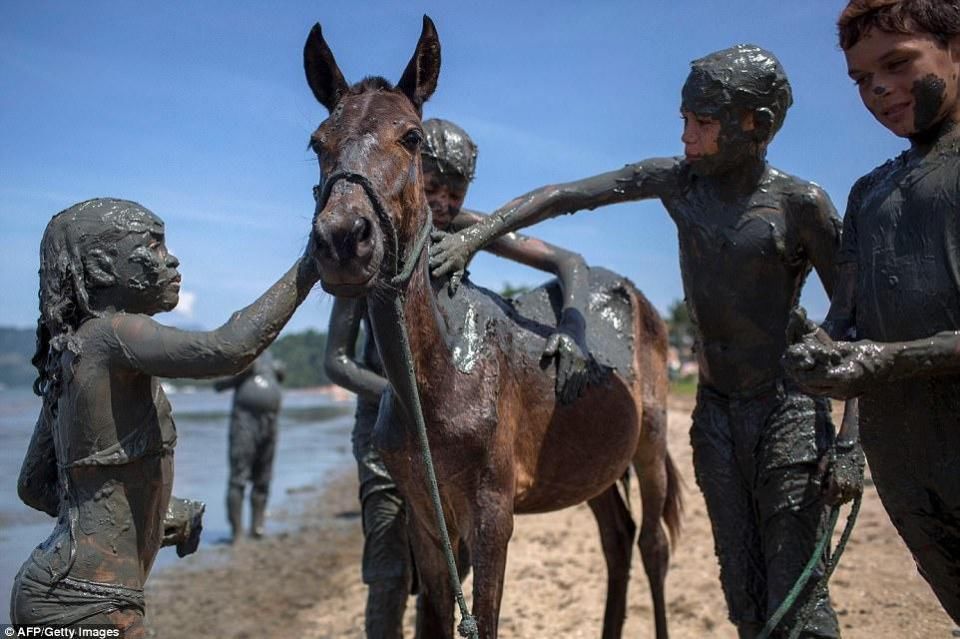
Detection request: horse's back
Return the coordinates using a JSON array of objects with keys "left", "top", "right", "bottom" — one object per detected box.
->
[{"left": 510, "top": 267, "right": 666, "bottom": 387}]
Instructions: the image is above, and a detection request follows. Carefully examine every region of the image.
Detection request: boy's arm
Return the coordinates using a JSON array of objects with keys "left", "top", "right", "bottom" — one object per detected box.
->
[
  {"left": 324, "top": 297, "right": 389, "bottom": 404},
  {"left": 430, "top": 158, "right": 678, "bottom": 286},
  {"left": 450, "top": 209, "right": 592, "bottom": 403},
  {"left": 790, "top": 184, "right": 843, "bottom": 299},
  {"left": 785, "top": 184, "right": 864, "bottom": 504},
  {"left": 110, "top": 255, "right": 319, "bottom": 380},
  {"left": 17, "top": 407, "right": 60, "bottom": 517}
]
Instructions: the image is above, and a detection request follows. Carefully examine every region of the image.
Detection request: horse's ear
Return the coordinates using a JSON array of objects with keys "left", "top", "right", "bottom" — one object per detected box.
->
[
  {"left": 397, "top": 15, "right": 441, "bottom": 114},
  {"left": 303, "top": 22, "right": 349, "bottom": 113}
]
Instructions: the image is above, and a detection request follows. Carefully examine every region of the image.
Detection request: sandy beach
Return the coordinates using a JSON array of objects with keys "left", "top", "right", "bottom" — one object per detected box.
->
[{"left": 144, "top": 396, "right": 956, "bottom": 638}]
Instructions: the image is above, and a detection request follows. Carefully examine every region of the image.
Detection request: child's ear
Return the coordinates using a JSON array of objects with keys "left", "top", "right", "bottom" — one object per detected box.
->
[
  {"left": 751, "top": 107, "right": 775, "bottom": 144},
  {"left": 83, "top": 248, "right": 117, "bottom": 288}
]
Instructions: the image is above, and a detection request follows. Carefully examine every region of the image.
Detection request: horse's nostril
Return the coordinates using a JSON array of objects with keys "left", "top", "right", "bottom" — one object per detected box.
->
[
  {"left": 352, "top": 216, "right": 372, "bottom": 244},
  {"left": 312, "top": 230, "right": 332, "bottom": 259}
]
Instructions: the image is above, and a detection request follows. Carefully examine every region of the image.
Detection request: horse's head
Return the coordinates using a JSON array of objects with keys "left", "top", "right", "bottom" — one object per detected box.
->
[{"left": 305, "top": 17, "right": 440, "bottom": 297}]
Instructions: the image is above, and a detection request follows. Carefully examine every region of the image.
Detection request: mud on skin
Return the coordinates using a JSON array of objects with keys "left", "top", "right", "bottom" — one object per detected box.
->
[
  {"left": 429, "top": 43, "right": 849, "bottom": 638},
  {"left": 786, "top": 119, "right": 960, "bottom": 622},
  {"left": 12, "top": 198, "right": 319, "bottom": 635},
  {"left": 913, "top": 73, "right": 949, "bottom": 142}
]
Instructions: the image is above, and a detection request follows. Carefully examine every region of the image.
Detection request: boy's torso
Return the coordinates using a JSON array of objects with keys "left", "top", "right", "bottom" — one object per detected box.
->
[
  {"left": 661, "top": 165, "right": 818, "bottom": 393},
  {"left": 848, "top": 144, "right": 960, "bottom": 342}
]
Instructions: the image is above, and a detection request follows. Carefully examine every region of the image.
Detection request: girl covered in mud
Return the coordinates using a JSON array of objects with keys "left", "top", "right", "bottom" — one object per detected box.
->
[{"left": 12, "top": 198, "right": 318, "bottom": 636}]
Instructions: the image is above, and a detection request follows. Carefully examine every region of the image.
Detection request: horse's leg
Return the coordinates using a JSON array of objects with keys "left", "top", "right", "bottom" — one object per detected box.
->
[
  {"left": 634, "top": 402, "right": 677, "bottom": 639},
  {"left": 469, "top": 490, "right": 514, "bottom": 639},
  {"left": 588, "top": 484, "right": 637, "bottom": 639},
  {"left": 409, "top": 512, "right": 457, "bottom": 639}
]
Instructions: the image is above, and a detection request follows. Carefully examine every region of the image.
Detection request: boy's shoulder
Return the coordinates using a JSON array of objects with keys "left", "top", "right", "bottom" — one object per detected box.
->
[
  {"left": 765, "top": 165, "right": 832, "bottom": 209},
  {"left": 851, "top": 151, "right": 913, "bottom": 200}
]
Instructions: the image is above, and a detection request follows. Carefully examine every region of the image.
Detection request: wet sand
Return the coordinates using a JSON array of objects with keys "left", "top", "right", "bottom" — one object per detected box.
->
[{"left": 145, "top": 396, "right": 955, "bottom": 638}]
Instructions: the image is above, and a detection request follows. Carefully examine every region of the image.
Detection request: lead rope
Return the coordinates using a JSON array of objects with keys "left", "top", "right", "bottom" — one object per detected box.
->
[
  {"left": 758, "top": 492, "right": 861, "bottom": 639},
  {"left": 316, "top": 173, "right": 479, "bottom": 638}
]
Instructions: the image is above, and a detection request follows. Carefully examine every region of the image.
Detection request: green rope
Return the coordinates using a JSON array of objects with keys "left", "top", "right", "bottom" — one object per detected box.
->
[
  {"left": 758, "top": 493, "right": 862, "bottom": 639},
  {"left": 392, "top": 294, "right": 479, "bottom": 638},
  {"left": 786, "top": 494, "right": 861, "bottom": 639},
  {"left": 389, "top": 220, "right": 478, "bottom": 638},
  {"left": 314, "top": 171, "right": 479, "bottom": 637}
]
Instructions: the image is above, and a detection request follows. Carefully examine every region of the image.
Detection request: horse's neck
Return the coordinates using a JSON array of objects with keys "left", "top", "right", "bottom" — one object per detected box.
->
[{"left": 367, "top": 250, "right": 454, "bottom": 413}]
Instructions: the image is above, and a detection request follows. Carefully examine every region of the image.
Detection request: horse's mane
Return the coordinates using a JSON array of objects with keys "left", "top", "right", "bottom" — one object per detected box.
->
[{"left": 350, "top": 76, "right": 394, "bottom": 95}]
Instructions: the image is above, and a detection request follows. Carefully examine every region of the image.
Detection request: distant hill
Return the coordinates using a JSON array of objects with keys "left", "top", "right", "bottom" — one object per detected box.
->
[
  {"left": 0, "top": 326, "right": 37, "bottom": 388},
  {"left": 269, "top": 329, "right": 331, "bottom": 388}
]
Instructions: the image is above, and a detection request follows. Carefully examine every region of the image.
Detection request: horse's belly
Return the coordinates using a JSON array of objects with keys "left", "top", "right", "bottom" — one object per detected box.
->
[{"left": 512, "top": 417, "right": 638, "bottom": 513}]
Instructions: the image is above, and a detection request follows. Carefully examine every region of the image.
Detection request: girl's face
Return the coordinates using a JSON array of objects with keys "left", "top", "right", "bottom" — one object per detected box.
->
[{"left": 113, "top": 213, "right": 181, "bottom": 314}]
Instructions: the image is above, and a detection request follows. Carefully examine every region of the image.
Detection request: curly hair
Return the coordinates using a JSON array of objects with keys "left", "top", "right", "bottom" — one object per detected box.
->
[
  {"left": 839, "top": 0, "right": 960, "bottom": 50},
  {"left": 683, "top": 44, "right": 794, "bottom": 140}
]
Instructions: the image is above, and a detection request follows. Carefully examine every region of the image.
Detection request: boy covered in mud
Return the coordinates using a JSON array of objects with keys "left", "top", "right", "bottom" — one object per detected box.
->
[
  {"left": 431, "top": 47, "right": 846, "bottom": 638},
  {"left": 324, "top": 118, "right": 592, "bottom": 638},
  {"left": 785, "top": 0, "right": 960, "bottom": 624},
  {"left": 13, "top": 198, "right": 318, "bottom": 635}
]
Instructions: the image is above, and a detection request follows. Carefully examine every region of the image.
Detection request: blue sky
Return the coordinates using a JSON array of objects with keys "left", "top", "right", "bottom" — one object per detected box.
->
[{"left": 1, "top": 2, "right": 905, "bottom": 334}]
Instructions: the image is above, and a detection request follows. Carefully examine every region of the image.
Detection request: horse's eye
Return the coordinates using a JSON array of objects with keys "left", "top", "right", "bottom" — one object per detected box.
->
[{"left": 401, "top": 129, "right": 423, "bottom": 151}]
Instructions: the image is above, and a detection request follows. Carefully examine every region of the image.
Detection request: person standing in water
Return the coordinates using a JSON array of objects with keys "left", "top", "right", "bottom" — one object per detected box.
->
[{"left": 215, "top": 352, "right": 286, "bottom": 542}]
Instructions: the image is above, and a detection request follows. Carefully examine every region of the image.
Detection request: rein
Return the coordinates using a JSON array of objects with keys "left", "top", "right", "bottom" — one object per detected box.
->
[
  {"left": 758, "top": 491, "right": 862, "bottom": 638},
  {"left": 315, "top": 171, "right": 479, "bottom": 639}
]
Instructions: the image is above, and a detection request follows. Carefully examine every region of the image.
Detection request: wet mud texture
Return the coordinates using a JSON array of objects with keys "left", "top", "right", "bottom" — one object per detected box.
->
[
  {"left": 143, "top": 399, "right": 956, "bottom": 639},
  {"left": 691, "top": 383, "right": 837, "bottom": 636},
  {"left": 911, "top": 73, "right": 948, "bottom": 140},
  {"left": 835, "top": 133, "right": 960, "bottom": 621},
  {"left": 14, "top": 198, "right": 318, "bottom": 632}
]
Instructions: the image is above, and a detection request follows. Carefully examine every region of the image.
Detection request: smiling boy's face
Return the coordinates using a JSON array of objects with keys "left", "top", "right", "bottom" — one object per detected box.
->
[{"left": 846, "top": 28, "right": 960, "bottom": 139}]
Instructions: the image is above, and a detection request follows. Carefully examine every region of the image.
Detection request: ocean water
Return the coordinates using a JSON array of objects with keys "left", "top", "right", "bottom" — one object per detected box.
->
[{"left": 0, "top": 386, "right": 356, "bottom": 623}]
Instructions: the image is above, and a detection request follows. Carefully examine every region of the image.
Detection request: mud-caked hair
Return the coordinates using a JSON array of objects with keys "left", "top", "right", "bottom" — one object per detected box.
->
[
  {"left": 422, "top": 118, "right": 478, "bottom": 183},
  {"left": 32, "top": 198, "right": 155, "bottom": 398},
  {"left": 682, "top": 44, "right": 794, "bottom": 141},
  {"left": 839, "top": 0, "right": 960, "bottom": 50}
]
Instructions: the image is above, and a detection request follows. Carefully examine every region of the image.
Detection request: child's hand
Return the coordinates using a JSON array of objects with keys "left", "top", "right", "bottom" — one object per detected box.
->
[
  {"left": 784, "top": 308, "right": 893, "bottom": 400},
  {"left": 429, "top": 229, "right": 480, "bottom": 294},
  {"left": 817, "top": 441, "right": 865, "bottom": 506},
  {"left": 299, "top": 237, "right": 323, "bottom": 286},
  {"left": 541, "top": 310, "right": 590, "bottom": 405}
]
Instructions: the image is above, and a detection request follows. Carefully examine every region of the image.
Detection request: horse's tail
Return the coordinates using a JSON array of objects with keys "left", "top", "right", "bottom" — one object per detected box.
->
[{"left": 662, "top": 450, "right": 683, "bottom": 549}]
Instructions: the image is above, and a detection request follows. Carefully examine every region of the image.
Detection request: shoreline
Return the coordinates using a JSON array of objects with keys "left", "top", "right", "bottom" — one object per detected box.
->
[
  {"left": 144, "top": 397, "right": 954, "bottom": 638},
  {"left": 145, "top": 467, "right": 363, "bottom": 638}
]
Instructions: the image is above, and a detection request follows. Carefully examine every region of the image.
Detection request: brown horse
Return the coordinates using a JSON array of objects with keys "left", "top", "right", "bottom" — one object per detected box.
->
[{"left": 304, "top": 18, "right": 681, "bottom": 639}]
